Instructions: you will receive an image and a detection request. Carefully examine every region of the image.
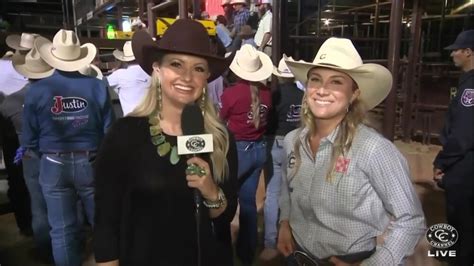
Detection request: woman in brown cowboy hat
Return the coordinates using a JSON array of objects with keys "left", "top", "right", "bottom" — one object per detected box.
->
[
  {"left": 93, "top": 19, "right": 238, "bottom": 266},
  {"left": 277, "top": 37, "right": 426, "bottom": 265}
]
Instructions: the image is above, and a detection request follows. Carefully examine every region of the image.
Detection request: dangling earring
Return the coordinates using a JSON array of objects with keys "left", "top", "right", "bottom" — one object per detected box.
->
[
  {"left": 200, "top": 87, "right": 207, "bottom": 116},
  {"left": 157, "top": 80, "right": 163, "bottom": 115}
]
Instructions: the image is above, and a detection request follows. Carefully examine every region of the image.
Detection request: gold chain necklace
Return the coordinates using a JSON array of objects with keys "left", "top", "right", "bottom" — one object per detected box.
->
[{"left": 148, "top": 112, "right": 180, "bottom": 165}]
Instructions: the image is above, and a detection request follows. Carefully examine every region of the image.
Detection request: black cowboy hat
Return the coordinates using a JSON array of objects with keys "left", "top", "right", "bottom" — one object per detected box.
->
[{"left": 132, "top": 19, "right": 234, "bottom": 82}]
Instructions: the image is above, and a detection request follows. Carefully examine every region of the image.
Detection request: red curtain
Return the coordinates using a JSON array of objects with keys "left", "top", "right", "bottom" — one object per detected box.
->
[{"left": 205, "top": 0, "right": 224, "bottom": 17}]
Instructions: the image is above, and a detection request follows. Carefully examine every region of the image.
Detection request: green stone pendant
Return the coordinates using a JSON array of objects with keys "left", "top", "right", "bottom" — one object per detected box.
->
[
  {"left": 150, "top": 125, "right": 161, "bottom": 136},
  {"left": 169, "top": 146, "right": 180, "bottom": 165},
  {"left": 149, "top": 116, "right": 160, "bottom": 125},
  {"left": 157, "top": 142, "right": 171, "bottom": 156},
  {"left": 151, "top": 134, "right": 166, "bottom": 145}
]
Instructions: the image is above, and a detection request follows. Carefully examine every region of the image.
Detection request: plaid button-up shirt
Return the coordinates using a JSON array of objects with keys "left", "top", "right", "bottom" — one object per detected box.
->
[
  {"left": 279, "top": 125, "right": 426, "bottom": 265},
  {"left": 233, "top": 8, "right": 250, "bottom": 36}
]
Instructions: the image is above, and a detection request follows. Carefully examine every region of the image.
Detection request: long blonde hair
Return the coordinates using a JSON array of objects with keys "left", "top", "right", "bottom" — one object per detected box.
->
[
  {"left": 129, "top": 71, "right": 230, "bottom": 184},
  {"left": 291, "top": 86, "right": 366, "bottom": 182},
  {"left": 249, "top": 82, "right": 261, "bottom": 128}
]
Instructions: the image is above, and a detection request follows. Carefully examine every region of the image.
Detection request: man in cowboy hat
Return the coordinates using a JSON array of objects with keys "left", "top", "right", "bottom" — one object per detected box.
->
[
  {"left": 0, "top": 44, "right": 54, "bottom": 263},
  {"left": 22, "top": 29, "right": 113, "bottom": 266},
  {"left": 228, "top": 0, "right": 250, "bottom": 52},
  {"left": 433, "top": 29, "right": 474, "bottom": 266},
  {"left": 0, "top": 32, "right": 38, "bottom": 238},
  {"left": 106, "top": 40, "right": 150, "bottom": 117},
  {"left": 221, "top": 0, "right": 234, "bottom": 31},
  {"left": 254, "top": 0, "right": 272, "bottom": 57},
  {"left": 260, "top": 55, "right": 304, "bottom": 263}
]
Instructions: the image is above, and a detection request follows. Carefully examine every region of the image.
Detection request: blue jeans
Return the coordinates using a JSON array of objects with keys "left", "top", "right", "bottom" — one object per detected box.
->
[
  {"left": 39, "top": 152, "right": 95, "bottom": 266},
  {"left": 235, "top": 139, "right": 267, "bottom": 265},
  {"left": 22, "top": 149, "right": 51, "bottom": 255},
  {"left": 263, "top": 136, "right": 285, "bottom": 248}
]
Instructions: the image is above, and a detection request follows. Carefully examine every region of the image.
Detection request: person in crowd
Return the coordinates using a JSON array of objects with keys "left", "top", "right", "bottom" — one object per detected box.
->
[
  {"left": 221, "top": 0, "right": 234, "bottom": 30},
  {"left": 220, "top": 44, "right": 272, "bottom": 265},
  {"left": 239, "top": 25, "right": 257, "bottom": 48},
  {"left": 278, "top": 37, "right": 426, "bottom": 265},
  {"left": 0, "top": 43, "right": 55, "bottom": 263},
  {"left": 229, "top": 0, "right": 250, "bottom": 52},
  {"left": 433, "top": 29, "right": 474, "bottom": 266},
  {"left": 106, "top": 40, "right": 150, "bottom": 117},
  {"left": 260, "top": 56, "right": 304, "bottom": 263},
  {"left": 0, "top": 33, "right": 35, "bottom": 236},
  {"left": 23, "top": 29, "right": 113, "bottom": 266},
  {"left": 216, "top": 15, "right": 233, "bottom": 52},
  {"left": 93, "top": 20, "right": 238, "bottom": 266},
  {"left": 254, "top": 0, "right": 272, "bottom": 57}
]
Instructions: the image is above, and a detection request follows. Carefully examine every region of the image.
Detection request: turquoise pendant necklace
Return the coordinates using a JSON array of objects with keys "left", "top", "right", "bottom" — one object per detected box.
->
[{"left": 148, "top": 112, "right": 180, "bottom": 165}]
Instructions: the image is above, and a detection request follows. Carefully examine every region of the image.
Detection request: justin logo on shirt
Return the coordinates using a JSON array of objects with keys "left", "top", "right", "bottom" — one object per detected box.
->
[{"left": 51, "top": 96, "right": 88, "bottom": 114}]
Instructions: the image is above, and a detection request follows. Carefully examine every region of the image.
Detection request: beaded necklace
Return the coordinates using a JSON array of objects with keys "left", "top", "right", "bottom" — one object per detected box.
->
[{"left": 148, "top": 112, "right": 180, "bottom": 165}]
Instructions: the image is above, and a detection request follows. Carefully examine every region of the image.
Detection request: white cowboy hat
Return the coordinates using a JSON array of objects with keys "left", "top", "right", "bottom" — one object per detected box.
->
[
  {"left": 285, "top": 37, "right": 392, "bottom": 111},
  {"left": 78, "top": 64, "right": 103, "bottom": 80},
  {"left": 230, "top": 44, "right": 273, "bottom": 82},
  {"left": 11, "top": 47, "right": 54, "bottom": 79},
  {"left": 5, "top": 33, "right": 39, "bottom": 51},
  {"left": 230, "top": 0, "right": 247, "bottom": 5},
  {"left": 113, "top": 41, "right": 135, "bottom": 62},
  {"left": 273, "top": 55, "right": 294, "bottom": 78},
  {"left": 35, "top": 29, "right": 97, "bottom": 72}
]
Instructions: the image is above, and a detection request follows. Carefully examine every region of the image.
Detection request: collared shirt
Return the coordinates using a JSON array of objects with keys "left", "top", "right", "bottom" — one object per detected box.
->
[
  {"left": 233, "top": 8, "right": 250, "bottom": 36},
  {"left": 279, "top": 125, "right": 426, "bottom": 265},
  {"left": 216, "top": 24, "right": 232, "bottom": 48},
  {"left": 254, "top": 10, "right": 272, "bottom": 47},
  {"left": 0, "top": 59, "right": 28, "bottom": 96},
  {"left": 106, "top": 64, "right": 150, "bottom": 116}
]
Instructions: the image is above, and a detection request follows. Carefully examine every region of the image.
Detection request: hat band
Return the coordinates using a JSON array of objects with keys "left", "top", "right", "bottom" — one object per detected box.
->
[{"left": 51, "top": 45, "right": 81, "bottom": 61}]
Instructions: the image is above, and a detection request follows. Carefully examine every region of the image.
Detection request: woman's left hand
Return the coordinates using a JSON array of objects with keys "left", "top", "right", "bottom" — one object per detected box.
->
[{"left": 185, "top": 157, "right": 219, "bottom": 201}]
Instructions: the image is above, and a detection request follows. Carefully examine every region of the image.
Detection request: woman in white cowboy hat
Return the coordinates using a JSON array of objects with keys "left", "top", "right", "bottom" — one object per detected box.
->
[
  {"left": 220, "top": 43, "right": 272, "bottom": 265},
  {"left": 23, "top": 29, "right": 113, "bottom": 266},
  {"left": 94, "top": 20, "right": 237, "bottom": 266},
  {"left": 260, "top": 55, "right": 304, "bottom": 262},
  {"left": 277, "top": 37, "right": 426, "bottom": 265},
  {"left": 106, "top": 40, "right": 150, "bottom": 117}
]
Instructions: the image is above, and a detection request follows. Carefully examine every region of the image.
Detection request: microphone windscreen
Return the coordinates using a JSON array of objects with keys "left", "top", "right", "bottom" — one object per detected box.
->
[{"left": 181, "top": 103, "right": 205, "bottom": 135}]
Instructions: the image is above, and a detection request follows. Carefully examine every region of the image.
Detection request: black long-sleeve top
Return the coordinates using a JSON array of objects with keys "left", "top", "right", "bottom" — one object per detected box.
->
[{"left": 93, "top": 116, "right": 238, "bottom": 266}]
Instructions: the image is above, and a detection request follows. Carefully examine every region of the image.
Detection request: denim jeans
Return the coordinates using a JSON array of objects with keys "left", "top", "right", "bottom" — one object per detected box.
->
[
  {"left": 39, "top": 152, "right": 95, "bottom": 266},
  {"left": 263, "top": 136, "right": 285, "bottom": 248},
  {"left": 22, "top": 149, "right": 51, "bottom": 255},
  {"left": 235, "top": 139, "right": 267, "bottom": 265}
]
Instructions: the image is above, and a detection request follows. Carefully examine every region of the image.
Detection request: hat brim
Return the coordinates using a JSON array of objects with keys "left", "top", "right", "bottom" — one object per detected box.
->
[
  {"left": 11, "top": 52, "right": 54, "bottom": 79},
  {"left": 285, "top": 55, "right": 392, "bottom": 111},
  {"left": 35, "top": 37, "right": 97, "bottom": 72},
  {"left": 230, "top": 50, "right": 273, "bottom": 82},
  {"left": 5, "top": 35, "right": 31, "bottom": 51},
  {"left": 132, "top": 30, "right": 232, "bottom": 82},
  {"left": 113, "top": 49, "right": 136, "bottom": 62},
  {"left": 272, "top": 66, "right": 294, "bottom": 78},
  {"left": 444, "top": 43, "right": 464, "bottom": 50}
]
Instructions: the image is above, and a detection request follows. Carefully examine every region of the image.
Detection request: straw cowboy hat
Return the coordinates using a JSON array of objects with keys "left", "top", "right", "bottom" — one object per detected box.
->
[
  {"left": 273, "top": 55, "right": 295, "bottom": 78},
  {"left": 285, "top": 37, "right": 392, "bottom": 110},
  {"left": 35, "top": 29, "right": 97, "bottom": 72},
  {"left": 113, "top": 41, "right": 135, "bottom": 62},
  {"left": 132, "top": 19, "right": 234, "bottom": 82},
  {"left": 230, "top": 44, "right": 273, "bottom": 82},
  {"left": 5, "top": 33, "right": 39, "bottom": 51},
  {"left": 79, "top": 64, "right": 103, "bottom": 80},
  {"left": 11, "top": 46, "right": 54, "bottom": 79},
  {"left": 230, "top": 0, "right": 247, "bottom": 5}
]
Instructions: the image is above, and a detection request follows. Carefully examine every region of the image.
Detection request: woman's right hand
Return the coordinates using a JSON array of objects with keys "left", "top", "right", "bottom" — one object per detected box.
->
[{"left": 277, "top": 220, "right": 296, "bottom": 257}]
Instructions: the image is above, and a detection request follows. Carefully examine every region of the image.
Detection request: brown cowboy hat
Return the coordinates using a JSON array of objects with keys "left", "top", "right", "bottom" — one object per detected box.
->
[{"left": 132, "top": 19, "right": 233, "bottom": 82}]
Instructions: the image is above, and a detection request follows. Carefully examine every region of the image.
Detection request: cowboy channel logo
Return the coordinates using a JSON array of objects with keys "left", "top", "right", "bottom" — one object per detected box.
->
[
  {"left": 426, "top": 223, "right": 458, "bottom": 258},
  {"left": 186, "top": 137, "right": 205, "bottom": 153}
]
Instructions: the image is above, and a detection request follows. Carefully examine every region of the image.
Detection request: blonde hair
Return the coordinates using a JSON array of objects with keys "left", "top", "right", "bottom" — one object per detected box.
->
[
  {"left": 129, "top": 72, "right": 230, "bottom": 184},
  {"left": 291, "top": 84, "right": 366, "bottom": 182},
  {"left": 249, "top": 82, "right": 261, "bottom": 129}
]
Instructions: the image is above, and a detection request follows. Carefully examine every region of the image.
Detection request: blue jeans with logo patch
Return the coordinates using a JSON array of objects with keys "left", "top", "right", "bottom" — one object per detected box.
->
[
  {"left": 263, "top": 136, "right": 285, "bottom": 249},
  {"left": 22, "top": 149, "right": 52, "bottom": 256},
  {"left": 235, "top": 139, "right": 267, "bottom": 265},
  {"left": 39, "top": 152, "right": 95, "bottom": 266}
]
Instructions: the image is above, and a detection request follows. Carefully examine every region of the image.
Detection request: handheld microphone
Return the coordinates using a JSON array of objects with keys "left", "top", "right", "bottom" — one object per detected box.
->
[{"left": 178, "top": 103, "right": 214, "bottom": 205}]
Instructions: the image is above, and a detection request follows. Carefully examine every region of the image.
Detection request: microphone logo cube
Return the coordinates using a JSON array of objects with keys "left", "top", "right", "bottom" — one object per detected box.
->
[
  {"left": 186, "top": 136, "right": 206, "bottom": 152},
  {"left": 177, "top": 134, "right": 214, "bottom": 155}
]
